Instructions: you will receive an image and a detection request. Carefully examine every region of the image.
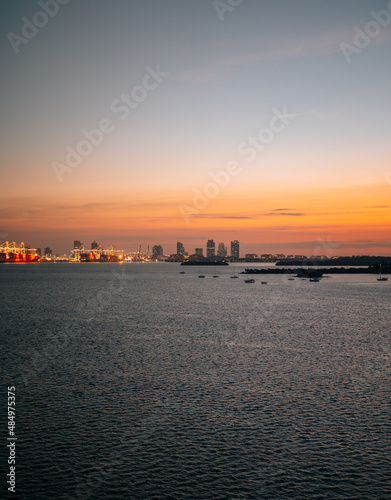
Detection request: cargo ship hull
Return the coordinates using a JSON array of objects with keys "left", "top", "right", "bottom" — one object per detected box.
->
[
  {"left": 0, "top": 252, "right": 40, "bottom": 263},
  {"left": 79, "top": 253, "right": 120, "bottom": 262}
]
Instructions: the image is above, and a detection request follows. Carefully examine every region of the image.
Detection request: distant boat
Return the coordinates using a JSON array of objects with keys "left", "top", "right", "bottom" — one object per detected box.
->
[
  {"left": 245, "top": 279, "right": 255, "bottom": 283},
  {"left": 377, "top": 264, "right": 388, "bottom": 281},
  {"left": 261, "top": 281, "right": 267, "bottom": 284},
  {"left": 198, "top": 275, "right": 205, "bottom": 278},
  {"left": 231, "top": 267, "right": 239, "bottom": 278},
  {"left": 213, "top": 269, "right": 220, "bottom": 278},
  {"left": 179, "top": 271, "right": 185, "bottom": 274},
  {"left": 310, "top": 278, "right": 320, "bottom": 282},
  {"left": 288, "top": 277, "right": 295, "bottom": 281}
]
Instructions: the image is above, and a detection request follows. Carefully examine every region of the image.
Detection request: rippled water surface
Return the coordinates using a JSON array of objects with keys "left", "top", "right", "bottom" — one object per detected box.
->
[{"left": 1, "top": 263, "right": 390, "bottom": 499}]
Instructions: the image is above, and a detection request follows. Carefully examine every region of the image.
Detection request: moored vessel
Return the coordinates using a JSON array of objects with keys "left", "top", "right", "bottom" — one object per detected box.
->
[
  {"left": 377, "top": 264, "right": 388, "bottom": 281},
  {"left": 0, "top": 241, "right": 40, "bottom": 263}
]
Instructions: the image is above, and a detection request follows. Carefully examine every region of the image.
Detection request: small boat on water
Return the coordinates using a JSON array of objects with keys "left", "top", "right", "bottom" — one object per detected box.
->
[
  {"left": 261, "top": 281, "right": 267, "bottom": 284},
  {"left": 198, "top": 275, "right": 205, "bottom": 278},
  {"left": 213, "top": 275, "right": 219, "bottom": 278},
  {"left": 231, "top": 267, "right": 239, "bottom": 278},
  {"left": 377, "top": 264, "right": 388, "bottom": 281},
  {"left": 288, "top": 278, "right": 294, "bottom": 281},
  {"left": 310, "top": 278, "right": 320, "bottom": 282},
  {"left": 245, "top": 279, "right": 255, "bottom": 283},
  {"left": 179, "top": 271, "right": 185, "bottom": 274}
]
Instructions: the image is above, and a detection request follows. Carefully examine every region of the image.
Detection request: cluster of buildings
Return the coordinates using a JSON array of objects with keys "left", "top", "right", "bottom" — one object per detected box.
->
[
  {"left": 150, "top": 242, "right": 333, "bottom": 263},
  {"left": 152, "top": 240, "right": 240, "bottom": 262},
  {"left": 31, "top": 238, "right": 337, "bottom": 263}
]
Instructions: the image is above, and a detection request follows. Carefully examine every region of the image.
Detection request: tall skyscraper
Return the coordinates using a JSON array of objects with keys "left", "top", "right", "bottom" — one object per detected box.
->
[
  {"left": 152, "top": 245, "right": 163, "bottom": 260},
  {"left": 177, "top": 242, "right": 185, "bottom": 255},
  {"left": 74, "top": 240, "right": 82, "bottom": 249},
  {"left": 217, "top": 242, "right": 227, "bottom": 258},
  {"left": 206, "top": 239, "right": 215, "bottom": 259},
  {"left": 91, "top": 241, "right": 99, "bottom": 249},
  {"left": 231, "top": 240, "right": 240, "bottom": 260},
  {"left": 195, "top": 248, "right": 203, "bottom": 257}
]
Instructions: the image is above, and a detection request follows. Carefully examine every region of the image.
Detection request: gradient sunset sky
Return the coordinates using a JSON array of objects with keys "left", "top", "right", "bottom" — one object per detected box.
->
[{"left": 1, "top": 0, "right": 390, "bottom": 255}]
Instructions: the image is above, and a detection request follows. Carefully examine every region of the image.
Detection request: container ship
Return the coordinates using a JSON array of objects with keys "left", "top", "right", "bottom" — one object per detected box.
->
[
  {"left": 72, "top": 243, "right": 123, "bottom": 262},
  {"left": 0, "top": 241, "right": 40, "bottom": 263}
]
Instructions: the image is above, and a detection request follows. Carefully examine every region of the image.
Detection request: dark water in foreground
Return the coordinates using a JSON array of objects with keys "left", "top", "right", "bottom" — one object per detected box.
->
[{"left": 1, "top": 263, "right": 390, "bottom": 499}]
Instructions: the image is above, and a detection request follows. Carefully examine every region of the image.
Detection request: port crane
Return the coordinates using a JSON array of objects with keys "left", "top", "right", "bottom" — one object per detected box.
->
[
  {"left": 0, "top": 241, "right": 39, "bottom": 262},
  {"left": 71, "top": 244, "right": 124, "bottom": 262},
  {"left": 126, "top": 244, "right": 150, "bottom": 262},
  {"left": 0, "top": 241, "right": 38, "bottom": 254}
]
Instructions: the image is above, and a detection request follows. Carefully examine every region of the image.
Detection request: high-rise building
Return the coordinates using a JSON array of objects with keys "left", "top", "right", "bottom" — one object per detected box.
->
[
  {"left": 91, "top": 241, "right": 99, "bottom": 249},
  {"left": 217, "top": 242, "right": 227, "bottom": 258},
  {"left": 195, "top": 248, "right": 203, "bottom": 257},
  {"left": 74, "top": 240, "right": 82, "bottom": 249},
  {"left": 152, "top": 245, "right": 163, "bottom": 260},
  {"left": 206, "top": 239, "right": 215, "bottom": 259},
  {"left": 231, "top": 240, "right": 239, "bottom": 260},
  {"left": 177, "top": 242, "right": 185, "bottom": 255},
  {"left": 44, "top": 247, "right": 53, "bottom": 256}
]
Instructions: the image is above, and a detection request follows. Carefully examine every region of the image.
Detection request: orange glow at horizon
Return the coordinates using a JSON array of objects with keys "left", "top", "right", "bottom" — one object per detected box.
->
[{"left": 2, "top": 182, "right": 390, "bottom": 255}]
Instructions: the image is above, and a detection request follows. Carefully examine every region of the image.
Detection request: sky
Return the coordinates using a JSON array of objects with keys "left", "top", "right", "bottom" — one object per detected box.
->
[{"left": 1, "top": 0, "right": 390, "bottom": 256}]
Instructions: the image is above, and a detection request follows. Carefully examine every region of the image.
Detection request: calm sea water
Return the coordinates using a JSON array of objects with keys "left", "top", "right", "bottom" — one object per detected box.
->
[{"left": 1, "top": 263, "right": 390, "bottom": 499}]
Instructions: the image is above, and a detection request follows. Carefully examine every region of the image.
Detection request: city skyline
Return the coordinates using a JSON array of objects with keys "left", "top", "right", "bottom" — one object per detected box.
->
[
  {"left": 1, "top": 0, "right": 391, "bottom": 256},
  {"left": 9, "top": 235, "right": 391, "bottom": 261}
]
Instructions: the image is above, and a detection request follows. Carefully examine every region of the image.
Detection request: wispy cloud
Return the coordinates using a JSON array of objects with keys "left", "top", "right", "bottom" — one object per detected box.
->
[
  {"left": 306, "top": 108, "right": 340, "bottom": 120},
  {"left": 173, "top": 28, "right": 391, "bottom": 83},
  {"left": 271, "top": 208, "right": 297, "bottom": 212},
  {"left": 265, "top": 212, "right": 304, "bottom": 217},
  {"left": 266, "top": 208, "right": 303, "bottom": 216}
]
